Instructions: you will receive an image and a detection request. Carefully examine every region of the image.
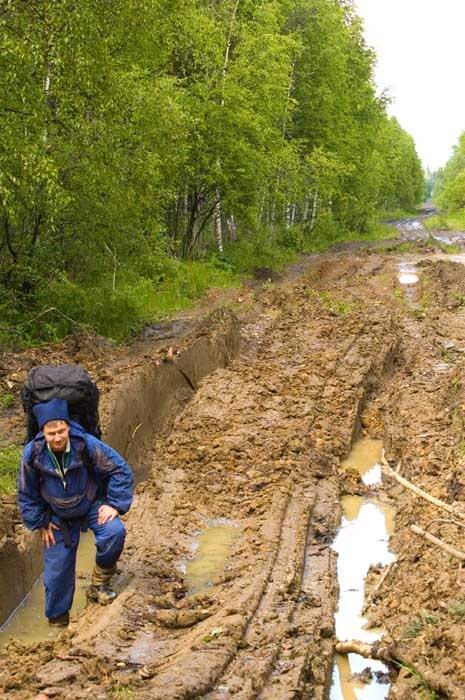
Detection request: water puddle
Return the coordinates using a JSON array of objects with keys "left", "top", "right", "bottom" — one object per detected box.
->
[
  {"left": 0, "top": 531, "right": 95, "bottom": 645},
  {"left": 341, "top": 438, "right": 383, "bottom": 486},
  {"left": 330, "top": 439, "right": 395, "bottom": 699},
  {"left": 398, "top": 261, "right": 419, "bottom": 285},
  {"left": 184, "top": 521, "right": 240, "bottom": 595},
  {"left": 402, "top": 219, "right": 423, "bottom": 232}
]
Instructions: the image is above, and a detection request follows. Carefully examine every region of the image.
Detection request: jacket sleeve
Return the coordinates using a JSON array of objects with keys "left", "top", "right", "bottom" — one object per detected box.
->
[
  {"left": 85, "top": 437, "right": 134, "bottom": 515},
  {"left": 17, "top": 445, "right": 48, "bottom": 531}
]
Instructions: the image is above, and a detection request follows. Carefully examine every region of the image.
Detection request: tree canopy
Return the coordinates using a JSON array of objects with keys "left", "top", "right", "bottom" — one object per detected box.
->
[{"left": 0, "top": 0, "right": 424, "bottom": 344}]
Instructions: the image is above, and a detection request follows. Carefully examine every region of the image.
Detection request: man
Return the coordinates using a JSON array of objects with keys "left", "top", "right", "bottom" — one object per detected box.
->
[{"left": 18, "top": 398, "right": 134, "bottom": 627}]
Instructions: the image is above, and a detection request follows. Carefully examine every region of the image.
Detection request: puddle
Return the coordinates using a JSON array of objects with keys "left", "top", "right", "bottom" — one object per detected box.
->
[
  {"left": 341, "top": 438, "right": 383, "bottom": 486},
  {"left": 184, "top": 522, "right": 240, "bottom": 595},
  {"left": 331, "top": 440, "right": 395, "bottom": 699},
  {"left": 398, "top": 261, "right": 419, "bottom": 285},
  {"left": 0, "top": 531, "right": 95, "bottom": 645},
  {"left": 402, "top": 219, "right": 423, "bottom": 232}
]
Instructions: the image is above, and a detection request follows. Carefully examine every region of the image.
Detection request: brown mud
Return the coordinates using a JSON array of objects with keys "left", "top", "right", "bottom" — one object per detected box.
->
[{"left": 2, "top": 230, "right": 465, "bottom": 698}]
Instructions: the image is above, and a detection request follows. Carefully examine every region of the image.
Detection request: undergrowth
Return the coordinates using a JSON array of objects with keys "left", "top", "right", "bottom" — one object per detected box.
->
[
  {"left": 424, "top": 210, "right": 465, "bottom": 232},
  {"left": 0, "top": 212, "right": 407, "bottom": 350},
  {"left": 0, "top": 445, "right": 22, "bottom": 495}
]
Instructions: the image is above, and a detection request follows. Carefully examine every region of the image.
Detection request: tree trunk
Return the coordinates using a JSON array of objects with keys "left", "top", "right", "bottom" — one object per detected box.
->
[
  {"left": 214, "top": 194, "right": 223, "bottom": 255},
  {"left": 309, "top": 191, "right": 319, "bottom": 232},
  {"left": 214, "top": 0, "right": 240, "bottom": 255}
]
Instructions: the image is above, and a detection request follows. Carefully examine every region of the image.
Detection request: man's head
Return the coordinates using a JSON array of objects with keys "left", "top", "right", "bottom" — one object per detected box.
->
[
  {"left": 32, "top": 398, "right": 70, "bottom": 450},
  {"left": 43, "top": 420, "right": 70, "bottom": 451}
]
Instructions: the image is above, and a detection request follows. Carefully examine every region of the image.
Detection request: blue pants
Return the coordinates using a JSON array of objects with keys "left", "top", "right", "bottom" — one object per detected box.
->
[{"left": 43, "top": 502, "right": 126, "bottom": 620}]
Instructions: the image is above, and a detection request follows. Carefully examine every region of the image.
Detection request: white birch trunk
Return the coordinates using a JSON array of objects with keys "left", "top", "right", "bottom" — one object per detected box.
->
[
  {"left": 214, "top": 0, "right": 240, "bottom": 255},
  {"left": 303, "top": 195, "right": 310, "bottom": 223},
  {"left": 290, "top": 203, "right": 296, "bottom": 227},
  {"left": 309, "top": 191, "right": 319, "bottom": 232},
  {"left": 214, "top": 196, "right": 224, "bottom": 255}
]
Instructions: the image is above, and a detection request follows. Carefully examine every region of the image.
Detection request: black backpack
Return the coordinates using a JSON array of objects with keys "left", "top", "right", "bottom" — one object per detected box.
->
[{"left": 21, "top": 364, "right": 101, "bottom": 442}]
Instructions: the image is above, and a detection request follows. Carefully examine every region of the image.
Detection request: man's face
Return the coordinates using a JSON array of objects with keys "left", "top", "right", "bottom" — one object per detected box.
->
[{"left": 43, "top": 420, "right": 70, "bottom": 452}]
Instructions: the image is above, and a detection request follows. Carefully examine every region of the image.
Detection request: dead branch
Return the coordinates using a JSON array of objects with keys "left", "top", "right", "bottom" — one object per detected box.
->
[
  {"left": 381, "top": 452, "right": 465, "bottom": 521},
  {"left": 370, "top": 562, "right": 398, "bottom": 601},
  {"left": 335, "top": 639, "right": 394, "bottom": 663},
  {"left": 425, "top": 517, "right": 465, "bottom": 532},
  {"left": 335, "top": 640, "right": 463, "bottom": 697},
  {"left": 411, "top": 524, "right": 465, "bottom": 560}
]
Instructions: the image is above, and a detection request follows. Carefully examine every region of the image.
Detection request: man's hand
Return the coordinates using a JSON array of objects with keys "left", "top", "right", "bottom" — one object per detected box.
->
[
  {"left": 40, "top": 522, "right": 60, "bottom": 549},
  {"left": 98, "top": 504, "right": 118, "bottom": 525}
]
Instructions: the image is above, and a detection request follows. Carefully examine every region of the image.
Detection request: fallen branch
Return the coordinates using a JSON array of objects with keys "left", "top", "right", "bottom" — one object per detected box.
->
[
  {"left": 335, "top": 639, "right": 394, "bottom": 663},
  {"left": 370, "top": 561, "right": 398, "bottom": 601},
  {"left": 411, "top": 524, "right": 465, "bottom": 561},
  {"left": 335, "top": 639, "right": 462, "bottom": 697},
  {"left": 425, "top": 517, "right": 465, "bottom": 532},
  {"left": 381, "top": 452, "right": 465, "bottom": 521}
]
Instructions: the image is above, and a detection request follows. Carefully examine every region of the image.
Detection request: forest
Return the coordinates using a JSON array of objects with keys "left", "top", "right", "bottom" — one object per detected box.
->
[
  {"left": 0, "top": 0, "right": 424, "bottom": 345},
  {"left": 433, "top": 132, "right": 465, "bottom": 216}
]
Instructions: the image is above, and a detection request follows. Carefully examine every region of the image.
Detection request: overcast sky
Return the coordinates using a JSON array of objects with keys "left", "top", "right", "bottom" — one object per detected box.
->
[{"left": 355, "top": 0, "right": 465, "bottom": 171}]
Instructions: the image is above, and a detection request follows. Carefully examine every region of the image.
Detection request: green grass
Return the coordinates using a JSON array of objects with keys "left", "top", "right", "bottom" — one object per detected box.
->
[
  {"left": 394, "top": 658, "right": 440, "bottom": 700},
  {"left": 402, "top": 610, "right": 439, "bottom": 639},
  {"left": 1, "top": 393, "right": 14, "bottom": 409},
  {"left": 424, "top": 210, "right": 465, "bottom": 232},
  {"left": 0, "top": 445, "right": 22, "bottom": 495},
  {"left": 447, "top": 599, "right": 465, "bottom": 620},
  {"left": 381, "top": 206, "right": 423, "bottom": 221},
  {"left": 319, "top": 291, "right": 356, "bottom": 316}
]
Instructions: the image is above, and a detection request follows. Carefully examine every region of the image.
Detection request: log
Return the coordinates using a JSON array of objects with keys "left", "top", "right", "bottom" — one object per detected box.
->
[
  {"left": 411, "top": 524, "right": 465, "bottom": 561},
  {"left": 381, "top": 453, "right": 465, "bottom": 521},
  {"left": 335, "top": 639, "right": 394, "bottom": 664}
]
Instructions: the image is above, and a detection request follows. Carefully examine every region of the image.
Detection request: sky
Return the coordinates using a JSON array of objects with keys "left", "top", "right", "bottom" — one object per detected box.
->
[{"left": 355, "top": 0, "right": 465, "bottom": 171}]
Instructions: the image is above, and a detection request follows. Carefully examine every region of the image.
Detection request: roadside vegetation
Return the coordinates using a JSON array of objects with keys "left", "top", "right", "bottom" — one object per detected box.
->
[
  {"left": 0, "top": 0, "right": 424, "bottom": 348},
  {"left": 430, "top": 132, "right": 465, "bottom": 231},
  {"left": 0, "top": 445, "right": 22, "bottom": 495}
]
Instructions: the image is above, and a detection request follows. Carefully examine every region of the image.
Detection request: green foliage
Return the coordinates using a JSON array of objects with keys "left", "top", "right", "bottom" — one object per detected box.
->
[
  {"left": 319, "top": 291, "right": 356, "bottom": 316},
  {"left": 1, "top": 394, "right": 14, "bottom": 409},
  {"left": 0, "top": 445, "right": 22, "bottom": 495},
  {"left": 447, "top": 600, "right": 465, "bottom": 620},
  {"left": 425, "top": 210, "right": 465, "bottom": 233},
  {"left": 402, "top": 609, "right": 439, "bottom": 639},
  {"left": 0, "top": 0, "right": 425, "bottom": 347}
]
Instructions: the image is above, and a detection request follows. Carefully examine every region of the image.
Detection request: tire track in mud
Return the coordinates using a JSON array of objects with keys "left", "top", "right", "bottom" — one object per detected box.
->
[
  {"left": 0, "top": 264, "right": 401, "bottom": 699},
  {"left": 133, "top": 291, "right": 400, "bottom": 699}
]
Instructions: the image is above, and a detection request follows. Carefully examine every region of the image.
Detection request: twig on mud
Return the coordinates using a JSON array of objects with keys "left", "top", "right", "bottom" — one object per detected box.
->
[
  {"left": 411, "top": 524, "right": 465, "bottom": 561},
  {"left": 370, "top": 562, "right": 398, "bottom": 601},
  {"left": 425, "top": 517, "right": 465, "bottom": 532},
  {"left": 381, "top": 452, "right": 465, "bottom": 521}
]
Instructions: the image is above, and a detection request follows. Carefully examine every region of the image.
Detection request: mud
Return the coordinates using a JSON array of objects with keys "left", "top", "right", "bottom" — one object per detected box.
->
[
  {"left": 0, "top": 308, "right": 241, "bottom": 626},
  {"left": 3, "top": 237, "right": 465, "bottom": 698}
]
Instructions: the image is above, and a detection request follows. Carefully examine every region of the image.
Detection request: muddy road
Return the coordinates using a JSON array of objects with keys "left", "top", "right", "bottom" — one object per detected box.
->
[{"left": 2, "top": 223, "right": 465, "bottom": 698}]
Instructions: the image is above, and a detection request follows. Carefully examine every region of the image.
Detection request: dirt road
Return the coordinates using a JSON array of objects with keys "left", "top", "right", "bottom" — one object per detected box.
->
[{"left": 2, "top": 223, "right": 465, "bottom": 698}]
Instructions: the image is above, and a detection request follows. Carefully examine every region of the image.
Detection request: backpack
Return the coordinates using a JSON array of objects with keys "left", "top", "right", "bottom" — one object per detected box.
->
[{"left": 21, "top": 364, "right": 101, "bottom": 442}]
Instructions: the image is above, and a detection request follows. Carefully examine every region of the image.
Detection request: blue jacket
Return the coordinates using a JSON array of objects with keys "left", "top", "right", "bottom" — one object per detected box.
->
[{"left": 18, "top": 422, "right": 133, "bottom": 531}]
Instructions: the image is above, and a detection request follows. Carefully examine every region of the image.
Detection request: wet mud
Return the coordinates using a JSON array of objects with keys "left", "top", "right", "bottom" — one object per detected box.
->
[{"left": 2, "top": 235, "right": 465, "bottom": 698}]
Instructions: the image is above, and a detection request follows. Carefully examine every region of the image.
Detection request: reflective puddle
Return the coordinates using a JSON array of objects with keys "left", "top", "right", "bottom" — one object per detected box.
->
[
  {"left": 331, "top": 439, "right": 395, "bottom": 699},
  {"left": 398, "top": 261, "right": 419, "bottom": 285},
  {"left": 0, "top": 531, "right": 95, "bottom": 645},
  {"left": 185, "top": 522, "right": 240, "bottom": 595}
]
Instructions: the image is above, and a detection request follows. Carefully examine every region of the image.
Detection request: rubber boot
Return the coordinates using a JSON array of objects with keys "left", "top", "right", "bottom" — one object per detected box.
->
[
  {"left": 48, "top": 612, "right": 70, "bottom": 627},
  {"left": 86, "top": 563, "right": 117, "bottom": 605}
]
